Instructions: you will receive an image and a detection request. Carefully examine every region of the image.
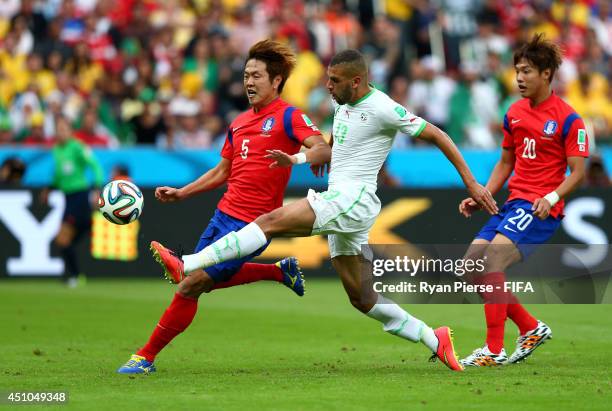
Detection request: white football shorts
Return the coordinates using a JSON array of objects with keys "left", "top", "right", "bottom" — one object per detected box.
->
[{"left": 306, "top": 183, "right": 380, "bottom": 258}]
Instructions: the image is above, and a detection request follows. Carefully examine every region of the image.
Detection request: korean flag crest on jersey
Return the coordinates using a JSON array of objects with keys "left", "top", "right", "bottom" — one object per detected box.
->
[
  {"left": 543, "top": 120, "right": 558, "bottom": 136},
  {"left": 262, "top": 117, "right": 275, "bottom": 134}
]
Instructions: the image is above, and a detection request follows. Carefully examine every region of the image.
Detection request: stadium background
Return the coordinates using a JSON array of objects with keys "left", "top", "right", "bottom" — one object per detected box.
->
[{"left": 1, "top": 0, "right": 611, "bottom": 278}]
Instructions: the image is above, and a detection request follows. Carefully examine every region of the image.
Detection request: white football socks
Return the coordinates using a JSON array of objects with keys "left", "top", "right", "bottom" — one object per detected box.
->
[
  {"left": 419, "top": 326, "right": 439, "bottom": 353},
  {"left": 366, "top": 294, "right": 438, "bottom": 352},
  {"left": 182, "top": 222, "right": 268, "bottom": 273}
]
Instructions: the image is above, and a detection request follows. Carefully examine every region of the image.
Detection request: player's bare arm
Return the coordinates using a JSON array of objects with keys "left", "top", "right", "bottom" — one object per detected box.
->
[
  {"left": 460, "top": 148, "right": 515, "bottom": 217},
  {"left": 532, "top": 156, "right": 585, "bottom": 219},
  {"left": 310, "top": 133, "right": 333, "bottom": 177},
  {"left": 418, "top": 122, "right": 498, "bottom": 215},
  {"left": 264, "top": 134, "right": 331, "bottom": 168},
  {"left": 155, "top": 157, "right": 232, "bottom": 202}
]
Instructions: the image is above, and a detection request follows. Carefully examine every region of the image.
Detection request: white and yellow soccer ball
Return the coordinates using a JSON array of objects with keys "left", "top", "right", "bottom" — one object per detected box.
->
[{"left": 98, "top": 179, "right": 144, "bottom": 225}]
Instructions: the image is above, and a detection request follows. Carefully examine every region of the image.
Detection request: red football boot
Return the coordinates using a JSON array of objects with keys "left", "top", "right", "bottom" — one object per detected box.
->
[
  {"left": 429, "top": 326, "right": 464, "bottom": 371},
  {"left": 150, "top": 241, "right": 185, "bottom": 284}
]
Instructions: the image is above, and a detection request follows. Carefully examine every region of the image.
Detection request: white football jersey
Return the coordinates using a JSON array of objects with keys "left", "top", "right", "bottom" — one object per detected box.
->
[{"left": 329, "top": 87, "right": 426, "bottom": 190}]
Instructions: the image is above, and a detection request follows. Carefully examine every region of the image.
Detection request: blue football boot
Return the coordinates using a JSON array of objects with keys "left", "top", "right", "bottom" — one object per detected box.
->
[
  {"left": 276, "top": 257, "right": 305, "bottom": 297},
  {"left": 117, "top": 354, "right": 156, "bottom": 374}
]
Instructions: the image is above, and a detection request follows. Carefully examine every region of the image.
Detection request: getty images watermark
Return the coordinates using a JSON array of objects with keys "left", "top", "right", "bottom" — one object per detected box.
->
[{"left": 362, "top": 244, "right": 612, "bottom": 304}]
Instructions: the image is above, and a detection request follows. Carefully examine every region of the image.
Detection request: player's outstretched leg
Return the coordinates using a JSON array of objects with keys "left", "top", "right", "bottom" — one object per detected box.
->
[
  {"left": 366, "top": 293, "right": 464, "bottom": 371},
  {"left": 208, "top": 259, "right": 305, "bottom": 296},
  {"left": 150, "top": 241, "right": 185, "bottom": 283},
  {"left": 333, "top": 255, "right": 463, "bottom": 371},
  {"left": 507, "top": 320, "right": 552, "bottom": 364},
  {"left": 117, "top": 285, "right": 201, "bottom": 374}
]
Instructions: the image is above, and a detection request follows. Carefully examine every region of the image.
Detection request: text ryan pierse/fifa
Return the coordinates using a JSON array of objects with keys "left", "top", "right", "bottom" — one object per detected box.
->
[{"left": 373, "top": 281, "right": 535, "bottom": 294}]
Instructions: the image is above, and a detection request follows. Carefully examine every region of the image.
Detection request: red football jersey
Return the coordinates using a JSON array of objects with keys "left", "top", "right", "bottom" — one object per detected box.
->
[
  {"left": 217, "top": 98, "right": 321, "bottom": 222},
  {"left": 502, "top": 92, "right": 589, "bottom": 218}
]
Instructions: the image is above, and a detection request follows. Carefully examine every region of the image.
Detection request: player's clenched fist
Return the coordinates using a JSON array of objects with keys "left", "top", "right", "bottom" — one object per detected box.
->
[{"left": 155, "top": 186, "right": 183, "bottom": 202}]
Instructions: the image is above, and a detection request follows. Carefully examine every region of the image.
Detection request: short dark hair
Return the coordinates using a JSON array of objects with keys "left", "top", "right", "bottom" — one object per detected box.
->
[
  {"left": 247, "top": 40, "right": 296, "bottom": 93},
  {"left": 513, "top": 33, "right": 563, "bottom": 82},
  {"left": 329, "top": 49, "right": 368, "bottom": 76}
]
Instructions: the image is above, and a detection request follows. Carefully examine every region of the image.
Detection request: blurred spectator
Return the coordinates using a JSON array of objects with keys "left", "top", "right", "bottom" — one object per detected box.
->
[
  {"left": 566, "top": 60, "right": 611, "bottom": 144},
  {"left": 64, "top": 41, "right": 104, "bottom": 94},
  {"left": 362, "top": 16, "right": 403, "bottom": 91},
  {"left": 388, "top": 75, "right": 411, "bottom": 148},
  {"left": 0, "top": 113, "right": 13, "bottom": 144},
  {"left": 127, "top": 88, "right": 169, "bottom": 145},
  {"left": 214, "top": 30, "right": 249, "bottom": 121},
  {"left": 448, "top": 62, "right": 500, "bottom": 148},
  {"left": 282, "top": 41, "right": 325, "bottom": 110},
  {"left": 438, "top": 0, "right": 481, "bottom": 70},
  {"left": 0, "top": 156, "right": 26, "bottom": 186},
  {"left": 82, "top": 11, "right": 117, "bottom": 66},
  {"left": 591, "top": 0, "right": 612, "bottom": 56},
  {"left": 229, "top": 5, "right": 269, "bottom": 56},
  {"left": 34, "top": 17, "right": 73, "bottom": 62},
  {"left": 167, "top": 97, "right": 212, "bottom": 149},
  {"left": 182, "top": 36, "right": 219, "bottom": 92},
  {"left": 407, "top": 55, "right": 456, "bottom": 132},
  {"left": 74, "top": 107, "right": 119, "bottom": 147},
  {"left": 584, "top": 154, "right": 611, "bottom": 187},
  {"left": 22, "top": 111, "right": 53, "bottom": 146},
  {"left": 306, "top": 77, "right": 334, "bottom": 138},
  {"left": 10, "top": 14, "right": 34, "bottom": 55},
  {"left": 149, "top": 0, "right": 196, "bottom": 50},
  {"left": 11, "top": 0, "right": 47, "bottom": 42},
  {"left": 324, "top": 0, "right": 362, "bottom": 53},
  {"left": 0, "top": 0, "right": 20, "bottom": 21},
  {"left": 276, "top": 1, "right": 311, "bottom": 52},
  {"left": 0, "top": 32, "right": 28, "bottom": 98},
  {"left": 25, "top": 53, "right": 57, "bottom": 99},
  {"left": 0, "top": 0, "right": 609, "bottom": 152},
  {"left": 9, "top": 88, "right": 44, "bottom": 139}
]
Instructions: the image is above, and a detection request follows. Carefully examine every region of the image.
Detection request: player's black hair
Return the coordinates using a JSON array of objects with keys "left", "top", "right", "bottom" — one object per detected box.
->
[
  {"left": 329, "top": 49, "right": 368, "bottom": 77},
  {"left": 247, "top": 40, "right": 296, "bottom": 93},
  {"left": 513, "top": 33, "right": 563, "bottom": 82}
]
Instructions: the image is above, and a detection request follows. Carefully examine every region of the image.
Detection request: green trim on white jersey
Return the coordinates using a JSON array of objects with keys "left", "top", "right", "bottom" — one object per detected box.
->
[
  {"left": 348, "top": 87, "right": 376, "bottom": 107},
  {"left": 329, "top": 88, "right": 426, "bottom": 190},
  {"left": 413, "top": 120, "right": 427, "bottom": 138}
]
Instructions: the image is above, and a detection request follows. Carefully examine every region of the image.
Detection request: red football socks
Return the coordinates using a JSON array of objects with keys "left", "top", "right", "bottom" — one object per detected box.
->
[
  {"left": 210, "top": 263, "right": 283, "bottom": 290},
  {"left": 484, "top": 303, "right": 507, "bottom": 354},
  {"left": 137, "top": 292, "right": 198, "bottom": 362},
  {"left": 507, "top": 296, "right": 538, "bottom": 335},
  {"left": 477, "top": 272, "right": 509, "bottom": 354}
]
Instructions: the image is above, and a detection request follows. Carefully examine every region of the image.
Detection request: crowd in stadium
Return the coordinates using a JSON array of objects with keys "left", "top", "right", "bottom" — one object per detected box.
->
[{"left": 0, "top": 0, "right": 610, "bottom": 150}]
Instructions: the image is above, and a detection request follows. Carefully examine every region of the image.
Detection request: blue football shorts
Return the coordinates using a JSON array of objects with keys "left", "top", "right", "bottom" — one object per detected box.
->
[
  {"left": 475, "top": 199, "right": 561, "bottom": 258},
  {"left": 194, "top": 209, "right": 271, "bottom": 283}
]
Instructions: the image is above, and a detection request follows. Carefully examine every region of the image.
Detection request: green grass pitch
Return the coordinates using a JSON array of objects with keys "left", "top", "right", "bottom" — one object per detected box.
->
[{"left": 1, "top": 279, "right": 611, "bottom": 410}]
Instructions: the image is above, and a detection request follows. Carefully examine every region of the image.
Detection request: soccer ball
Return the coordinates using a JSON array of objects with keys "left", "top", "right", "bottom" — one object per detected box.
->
[{"left": 98, "top": 179, "right": 144, "bottom": 225}]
